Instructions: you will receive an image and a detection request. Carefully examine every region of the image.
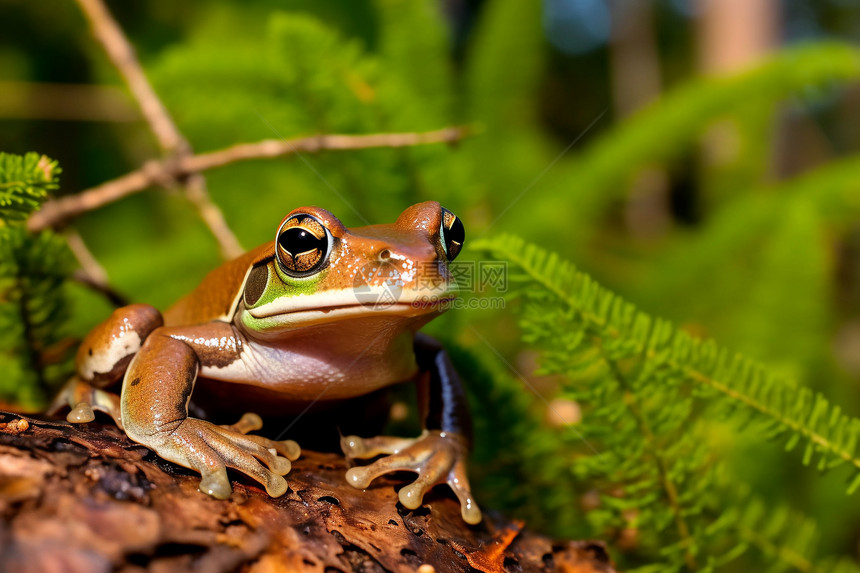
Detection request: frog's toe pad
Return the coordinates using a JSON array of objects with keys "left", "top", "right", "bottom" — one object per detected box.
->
[
  {"left": 199, "top": 468, "right": 232, "bottom": 499},
  {"left": 224, "top": 412, "right": 264, "bottom": 434},
  {"left": 67, "top": 402, "right": 95, "bottom": 423},
  {"left": 344, "top": 430, "right": 482, "bottom": 524},
  {"left": 278, "top": 439, "right": 301, "bottom": 461}
]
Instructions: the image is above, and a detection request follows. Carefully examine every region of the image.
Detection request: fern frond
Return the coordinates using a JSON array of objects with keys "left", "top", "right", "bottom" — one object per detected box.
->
[
  {"left": 473, "top": 234, "right": 860, "bottom": 487},
  {"left": 0, "top": 152, "right": 60, "bottom": 222},
  {"left": 729, "top": 498, "right": 860, "bottom": 573},
  {"left": 0, "top": 227, "right": 74, "bottom": 401},
  {"left": 0, "top": 152, "right": 73, "bottom": 405}
]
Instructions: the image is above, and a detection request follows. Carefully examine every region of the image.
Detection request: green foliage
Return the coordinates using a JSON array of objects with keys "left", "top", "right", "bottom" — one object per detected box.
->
[
  {"left": 639, "top": 155, "right": 860, "bottom": 376},
  {"left": 6, "top": 3, "right": 860, "bottom": 570},
  {"left": 472, "top": 234, "right": 860, "bottom": 571},
  {"left": 560, "top": 43, "right": 860, "bottom": 240},
  {"left": 447, "top": 341, "right": 587, "bottom": 535},
  {"left": 0, "top": 152, "right": 59, "bottom": 222},
  {"left": 0, "top": 153, "right": 73, "bottom": 406},
  {"left": 729, "top": 498, "right": 860, "bottom": 573},
  {"left": 148, "top": 6, "right": 463, "bottom": 231}
]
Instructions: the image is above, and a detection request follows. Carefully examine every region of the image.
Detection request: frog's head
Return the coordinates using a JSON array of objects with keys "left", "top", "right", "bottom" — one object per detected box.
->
[{"left": 238, "top": 201, "right": 465, "bottom": 335}]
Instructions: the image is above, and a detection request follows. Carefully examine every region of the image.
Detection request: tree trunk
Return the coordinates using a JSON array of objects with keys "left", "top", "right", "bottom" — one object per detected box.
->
[{"left": 0, "top": 412, "right": 616, "bottom": 573}]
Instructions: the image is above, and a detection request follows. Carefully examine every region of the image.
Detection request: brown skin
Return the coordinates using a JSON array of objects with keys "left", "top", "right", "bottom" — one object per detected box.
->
[{"left": 53, "top": 202, "right": 481, "bottom": 524}]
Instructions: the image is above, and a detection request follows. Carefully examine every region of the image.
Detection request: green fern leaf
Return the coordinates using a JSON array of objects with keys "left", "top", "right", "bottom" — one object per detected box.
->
[{"left": 473, "top": 233, "right": 860, "bottom": 481}]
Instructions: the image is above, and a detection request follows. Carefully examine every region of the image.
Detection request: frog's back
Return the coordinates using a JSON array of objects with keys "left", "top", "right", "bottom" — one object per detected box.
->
[{"left": 163, "top": 242, "right": 273, "bottom": 326}]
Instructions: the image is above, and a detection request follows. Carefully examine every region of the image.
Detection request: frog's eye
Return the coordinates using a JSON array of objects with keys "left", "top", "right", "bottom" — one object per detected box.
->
[
  {"left": 275, "top": 214, "right": 333, "bottom": 277},
  {"left": 439, "top": 207, "right": 464, "bottom": 261}
]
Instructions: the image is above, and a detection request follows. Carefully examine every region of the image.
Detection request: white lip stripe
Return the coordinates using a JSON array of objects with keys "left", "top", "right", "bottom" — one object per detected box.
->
[{"left": 247, "top": 287, "right": 454, "bottom": 319}]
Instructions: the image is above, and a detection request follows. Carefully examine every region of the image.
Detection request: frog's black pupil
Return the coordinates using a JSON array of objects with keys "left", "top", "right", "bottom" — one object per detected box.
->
[
  {"left": 279, "top": 227, "right": 324, "bottom": 256},
  {"left": 447, "top": 217, "right": 465, "bottom": 247}
]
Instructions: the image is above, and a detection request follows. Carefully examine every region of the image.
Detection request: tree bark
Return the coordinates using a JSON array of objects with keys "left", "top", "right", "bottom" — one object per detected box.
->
[{"left": 0, "top": 412, "right": 616, "bottom": 573}]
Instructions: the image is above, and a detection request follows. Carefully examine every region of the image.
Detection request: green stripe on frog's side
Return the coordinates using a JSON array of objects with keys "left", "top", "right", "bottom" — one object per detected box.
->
[{"left": 64, "top": 201, "right": 483, "bottom": 525}]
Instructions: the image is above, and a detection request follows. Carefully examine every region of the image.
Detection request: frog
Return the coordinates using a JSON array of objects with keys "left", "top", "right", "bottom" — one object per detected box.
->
[{"left": 49, "top": 201, "right": 481, "bottom": 524}]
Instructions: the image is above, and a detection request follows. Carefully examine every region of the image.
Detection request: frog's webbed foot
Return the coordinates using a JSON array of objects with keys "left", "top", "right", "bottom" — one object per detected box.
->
[
  {"left": 149, "top": 413, "right": 300, "bottom": 500},
  {"left": 341, "top": 430, "right": 482, "bottom": 525}
]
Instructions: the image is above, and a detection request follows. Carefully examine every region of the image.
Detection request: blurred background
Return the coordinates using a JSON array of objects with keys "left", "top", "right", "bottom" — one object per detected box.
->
[{"left": 3, "top": 0, "right": 860, "bottom": 570}]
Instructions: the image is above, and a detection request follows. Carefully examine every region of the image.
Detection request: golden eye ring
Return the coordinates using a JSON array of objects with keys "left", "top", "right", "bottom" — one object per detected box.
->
[{"left": 275, "top": 213, "right": 333, "bottom": 277}]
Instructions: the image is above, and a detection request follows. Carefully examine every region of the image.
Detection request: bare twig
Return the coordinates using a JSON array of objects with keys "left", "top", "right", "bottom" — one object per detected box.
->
[
  {"left": 28, "top": 127, "right": 470, "bottom": 233},
  {"left": 65, "top": 229, "right": 110, "bottom": 288},
  {"left": 181, "top": 127, "right": 469, "bottom": 172},
  {"left": 74, "top": 0, "right": 184, "bottom": 152},
  {"left": 64, "top": 0, "right": 472, "bottom": 262},
  {"left": 71, "top": 271, "right": 129, "bottom": 308},
  {"left": 65, "top": 230, "right": 129, "bottom": 307},
  {"left": 183, "top": 174, "right": 244, "bottom": 258},
  {"left": 74, "top": 0, "right": 242, "bottom": 258}
]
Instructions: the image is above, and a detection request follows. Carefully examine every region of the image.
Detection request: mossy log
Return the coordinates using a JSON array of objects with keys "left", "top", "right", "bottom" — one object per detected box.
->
[{"left": 0, "top": 412, "right": 616, "bottom": 572}]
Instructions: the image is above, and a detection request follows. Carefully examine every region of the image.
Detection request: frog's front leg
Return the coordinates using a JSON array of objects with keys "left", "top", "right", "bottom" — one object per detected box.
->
[
  {"left": 121, "top": 323, "right": 300, "bottom": 499},
  {"left": 341, "top": 333, "right": 481, "bottom": 524},
  {"left": 49, "top": 303, "right": 164, "bottom": 427}
]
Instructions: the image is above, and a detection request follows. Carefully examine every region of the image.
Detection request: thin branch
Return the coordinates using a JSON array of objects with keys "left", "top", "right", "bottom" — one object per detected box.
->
[
  {"left": 182, "top": 127, "right": 469, "bottom": 172},
  {"left": 65, "top": 229, "right": 109, "bottom": 287},
  {"left": 70, "top": 271, "right": 129, "bottom": 308},
  {"left": 71, "top": 0, "right": 471, "bottom": 261},
  {"left": 74, "top": 0, "right": 241, "bottom": 257},
  {"left": 183, "top": 174, "right": 244, "bottom": 259},
  {"left": 75, "top": 0, "right": 184, "bottom": 152},
  {"left": 65, "top": 230, "right": 129, "bottom": 307},
  {"left": 28, "top": 127, "right": 471, "bottom": 233}
]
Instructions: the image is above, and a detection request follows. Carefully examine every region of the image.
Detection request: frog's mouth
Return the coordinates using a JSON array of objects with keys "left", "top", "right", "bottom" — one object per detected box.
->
[{"left": 247, "top": 287, "right": 457, "bottom": 322}]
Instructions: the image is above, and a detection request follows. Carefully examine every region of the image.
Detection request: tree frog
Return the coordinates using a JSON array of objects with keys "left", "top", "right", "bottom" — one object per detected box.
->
[{"left": 52, "top": 202, "right": 481, "bottom": 524}]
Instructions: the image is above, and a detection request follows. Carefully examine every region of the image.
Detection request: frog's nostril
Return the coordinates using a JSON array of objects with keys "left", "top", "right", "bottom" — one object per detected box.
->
[{"left": 379, "top": 249, "right": 391, "bottom": 260}]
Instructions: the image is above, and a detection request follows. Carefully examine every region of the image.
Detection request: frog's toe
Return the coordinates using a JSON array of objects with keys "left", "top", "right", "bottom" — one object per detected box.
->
[
  {"left": 199, "top": 466, "right": 232, "bottom": 499},
  {"left": 222, "top": 412, "right": 263, "bottom": 434},
  {"left": 341, "top": 434, "right": 418, "bottom": 459},
  {"left": 397, "top": 468, "right": 445, "bottom": 510},
  {"left": 220, "top": 414, "right": 301, "bottom": 461},
  {"left": 345, "top": 450, "right": 431, "bottom": 489},
  {"left": 204, "top": 430, "right": 291, "bottom": 496},
  {"left": 67, "top": 401, "right": 95, "bottom": 423},
  {"left": 281, "top": 439, "right": 301, "bottom": 460},
  {"left": 447, "top": 461, "right": 482, "bottom": 525},
  {"left": 236, "top": 433, "right": 301, "bottom": 462}
]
